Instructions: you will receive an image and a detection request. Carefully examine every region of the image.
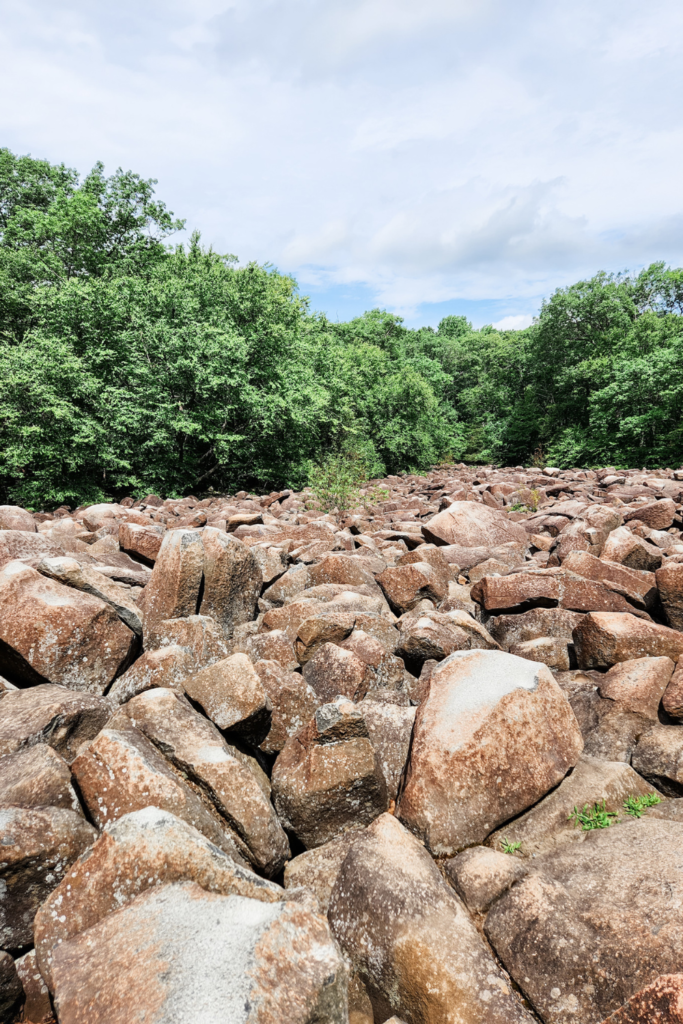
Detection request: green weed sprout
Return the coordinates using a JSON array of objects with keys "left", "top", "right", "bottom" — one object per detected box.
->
[
  {"left": 568, "top": 800, "right": 619, "bottom": 831},
  {"left": 623, "top": 792, "right": 661, "bottom": 818},
  {"left": 500, "top": 838, "right": 522, "bottom": 854}
]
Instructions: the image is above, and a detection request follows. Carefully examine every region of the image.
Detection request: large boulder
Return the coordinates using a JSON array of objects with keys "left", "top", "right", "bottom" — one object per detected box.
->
[
  {"left": 562, "top": 551, "right": 657, "bottom": 610},
  {"left": 422, "top": 501, "right": 528, "bottom": 548},
  {"left": 0, "top": 684, "right": 110, "bottom": 762},
  {"left": 471, "top": 569, "right": 646, "bottom": 616},
  {"left": 272, "top": 697, "right": 388, "bottom": 848},
  {"left": 600, "top": 527, "right": 663, "bottom": 572},
  {"left": 397, "top": 649, "right": 583, "bottom": 856},
  {"left": 254, "top": 659, "right": 320, "bottom": 753},
  {"left": 487, "top": 755, "right": 655, "bottom": 858},
  {"left": 0, "top": 744, "right": 81, "bottom": 812},
  {"left": 485, "top": 818, "right": 683, "bottom": 1024},
  {"left": 37, "top": 555, "right": 142, "bottom": 635},
  {"left": 555, "top": 505, "right": 622, "bottom": 561},
  {"left": 358, "top": 692, "right": 415, "bottom": 802},
  {"left": 656, "top": 562, "right": 683, "bottom": 631},
  {"left": 120, "top": 688, "right": 289, "bottom": 875},
  {"left": 182, "top": 653, "right": 271, "bottom": 742},
  {"left": 624, "top": 499, "right": 677, "bottom": 530},
  {"left": 0, "top": 505, "right": 36, "bottom": 532},
  {"left": 328, "top": 813, "right": 536, "bottom": 1024},
  {"left": 34, "top": 807, "right": 285, "bottom": 988},
  {"left": 107, "top": 644, "right": 196, "bottom": 704},
  {"left": 573, "top": 612, "right": 683, "bottom": 668},
  {"left": 0, "top": 806, "right": 96, "bottom": 948},
  {"left": 50, "top": 882, "right": 348, "bottom": 1024},
  {"left": 71, "top": 718, "right": 249, "bottom": 864},
  {"left": 0, "top": 529, "right": 61, "bottom": 568},
  {"left": 0, "top": 561, "right": 136, "bottom": 691}
]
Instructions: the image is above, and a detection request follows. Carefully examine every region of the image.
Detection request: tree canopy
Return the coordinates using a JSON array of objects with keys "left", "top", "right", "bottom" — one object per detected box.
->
[{"left": 1, "top": 147, "right": 682, "bottom": 508}]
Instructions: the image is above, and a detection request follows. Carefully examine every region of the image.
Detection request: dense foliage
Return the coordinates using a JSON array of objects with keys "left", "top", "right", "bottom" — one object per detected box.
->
[{"left": 1, "top": 147, "right": 682, "bottom": 507}]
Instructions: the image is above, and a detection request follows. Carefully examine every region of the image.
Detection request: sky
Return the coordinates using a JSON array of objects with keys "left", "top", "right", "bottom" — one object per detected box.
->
[{"left": 2, "top": 0, "right": 683, "bottom": 328}]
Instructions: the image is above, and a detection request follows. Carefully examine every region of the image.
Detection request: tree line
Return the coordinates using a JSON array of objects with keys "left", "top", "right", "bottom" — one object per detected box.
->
[{"left": 1, "top": 147, "right": 682, "bottom": 508}]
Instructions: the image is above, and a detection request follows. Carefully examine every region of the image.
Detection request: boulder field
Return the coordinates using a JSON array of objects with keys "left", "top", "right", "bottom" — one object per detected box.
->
[{"left": 3, "top": 462, "right": 683, "bottom": 1021}]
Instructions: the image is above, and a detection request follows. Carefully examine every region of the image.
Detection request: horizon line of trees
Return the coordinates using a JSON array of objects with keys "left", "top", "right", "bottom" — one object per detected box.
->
[{"left": 1, "top": 146, "right": 682, "bottom": 508}]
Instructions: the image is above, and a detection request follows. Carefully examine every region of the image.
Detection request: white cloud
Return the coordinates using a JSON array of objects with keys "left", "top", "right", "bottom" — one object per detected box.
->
[
  {"left": 491, "top": 314, "right": 534, "bottom": 331},
  {"left": 1, "top": 0, "right": 683, "bottom": 319}
]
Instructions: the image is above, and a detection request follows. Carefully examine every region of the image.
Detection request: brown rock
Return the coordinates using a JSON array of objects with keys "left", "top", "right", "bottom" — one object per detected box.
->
[
  {"left": 485, "top": 818, "right": 683, "bottom": 1024},
  {"left": 0, "top": 805, "right": 96, "bottom": 948},
  {"left": 358, "top": 693, "right": 415, "bottom": 801},
  {"left": 563, "top": 550, "right": 657, "bottom": 609},
  {"left": 376, "top": 562, "right": 447, "bottom": 614},
  {"left": 295, "top": 611, "right": 356, "bottom": 664},
  {"left": 34, "top": 806, "right": 285, "bottom": 988},
  {"left": 0, "top": 561, "right": 135, "bottom": 691},
  {"left": 272, "top": 697, "right": 388, "bottom": 848},
  {"left": 397, "top": 650, "right": 583, "bottom": 856},
  {"left": 71, "top": 719, "right": 248, "bottom": 863},
  {"left": 14, "top": 949, "right": 51, "bottom": 1024},
  {"left": 107, "top": 644, "right": 196, "bottom": 704},
  {"left": 488, "top": 606, "right": 584, "bottom": 650},
  {"left": 261, "top": 564, "right": 310, "bottom": 607},
  {"left": 50, "top": 882, "right": 348, "bottom": 1024},
  {"left": 657, "top": 562, "right": 683, "bottom": 631},
  {"left": 254, "top": 660, "right": 320, "bottom": 753},
  {"left": 422, "top": 500, "right": 529, "bottom": 548},
  {"left": 118, "top": 521, "right": 165, "bottom": 564},
  {"left": 600, "top": 974, "right": 683, "bottom": 1023},
  {"left": 663, "top": 660, "right": 683, "bottom": 719},
  {"left": 601, "top": 526, "right": 663, "bottom": 571},
  {"left": 574, "top": 612, "right": 683, "bottom": 668},
  {"left": 328, "top": 813, "right": 535, "bottom": 1024},
  {"left": 632, "top": 725, "right": 683, "bottom": 795},
  {"left": 0, "top": 744, "right": 80, "bottom": 812},
  {"left": 284, "top": 831, "right": 362, "bottom": 914},
  {"left": 302, "top": 642, "right": 370, "bottom": 702},
  {"left": 0, "top": 684, "right": 110, "bottom": 762},
  {"left": 556, "top": 504, "right": 623, "bottom": 561},
  {"left": 241, "top": 628, "right": 299, "bottom": 671},
  {"left": 36, "top": 555, "right": 142, "bottom": 635},
  {"left": 467, "top": 557, "right": 511, "bottom": 583},
  {"left": 122, "top": 689, "right": 289, "bottom": 874},
  {"left": 509, "top": 636, "right": 571, "bottom": 670},
  {"left": 0, "top": 504, "right": 36, "bottom": 532},
  {"left": 138, "top": 528, "right": 204, "bottom": 630},
  {"left": 472, "top": 569, "right": 646, "bottom": 615},
  {"left": 488, "top": 755, "right": 654, "bottom": 858},
  {"left": 307, "top": 554, "right": 377, "bottom": 590},
  {"left": 182, "top": 652, "right": 271, "bottom": 741},
  {"left": 624, "top": 498, "right": 677, "bottom": 530},
  {"left": 598, "top": 656, "right": 674, "bottom": 717},
  {"left": 199, "top": 527, "right": 262, "bottom": 639},
  {"left": 444, "top": 845, "right": 528, "bottom": 914},
  {"left": 338, "top": 630, "right": 406, "bottom": 691}
]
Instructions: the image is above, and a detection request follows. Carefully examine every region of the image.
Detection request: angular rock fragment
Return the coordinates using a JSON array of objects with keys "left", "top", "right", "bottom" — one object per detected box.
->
[
  {"left": 182, "top": 652, "right": 271, "bottom": 742},
  {"left": 72, "top": 718, "right": 248, "bottom": 863},
  {"left": 488, "top": 606, "right": 584, "bottom": 650},
  {"left": 328, "top": 813, "right": 535, "bottom": 1024},
  {"left": 240, "top": 628, "right": 299, "bottom": 671},
  {"left": 144, "top": 612, "right": 229, "bottom": 663},
  {"left": 509, "top": 636, "right": 571, "bottom": 670},
  {"left": 254, "top": 659, "right": 320, "bottom": 754},
  {"left": 284, "top": 831, "right": 362, "bottom": 914},
  {"left": 37, "top": 555, "right": 143, "bottom": 635},
  {"left": 122, "top": 689, "right": 289, "bottom": 874},
  {"left": 0, "top": 744, "right": 81, "bottom": 812},
  {"left": 397, "top": 649, "right": 583, "bottom": 855},
  {"left": 444, "top": 845, "right": 528, "bottom": 914},
  {"left": 0, "top": 684, "right": 110, "bottom": 762},
  {"left": 656, "top": 562, "right": 683, "bottom": 631},
  {"left": 0, "top": 530, "right": 60, "bottom": 569},
  {"left": 272, "top": 697, "right": 388, "bottom": 848},
  {"left": 0, "top": 805, "right": 96, "bottom": 948},
  {"left": 302, "top": 642, "right": 370, "bottom": 703},
  {"left": 0, "top": 561, "right": 136, "bottom": 692},
  {"left": 51, "top": 882, "right": 348, "bottom": 1024},
  {"left": 574, "top": 612, "right": 683, "bottom": 668},
  {"left": 555, "top": 504, "right": 622, "bottom": 561},
  {"left": 358, "top": 692, "right": 415, "bottom": 801},
  {"left": 563, "top": 550, "right": 658, "bottom": 610},
  {"left": 663, "top": 659, "right": 683, "bottom": 719},
  {"left": 485, "top": 818, "right": 683, "bottom": 1024},
  {"left": 422, "top": 500, "right": 528, "bottom": 548},
  {"left": 118, "top": 521, "right": 166, "bottom": 564},
  {"left": 199, "top": 527, "right": 262, "bottom": 639},
  {"left": 35, "top": 807, "right": 285, "bottom": 988},
  {"left": 107, "top": 643, "right": 195, "bottom": 704},
  {"left": 624, "top": 498, "right": 677, "bottom": 530},
  {"left": 376, "top": 562, "right": 447, "bottom": 614},
  {"left": 598, "top": 655, "right": 674, "bottom": 717},
  {"left": 488, "top": 755, "right": 654, "bottom": 857},
  {"left": 600, "top": 526, "right": 663, "bottom": 571}
]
